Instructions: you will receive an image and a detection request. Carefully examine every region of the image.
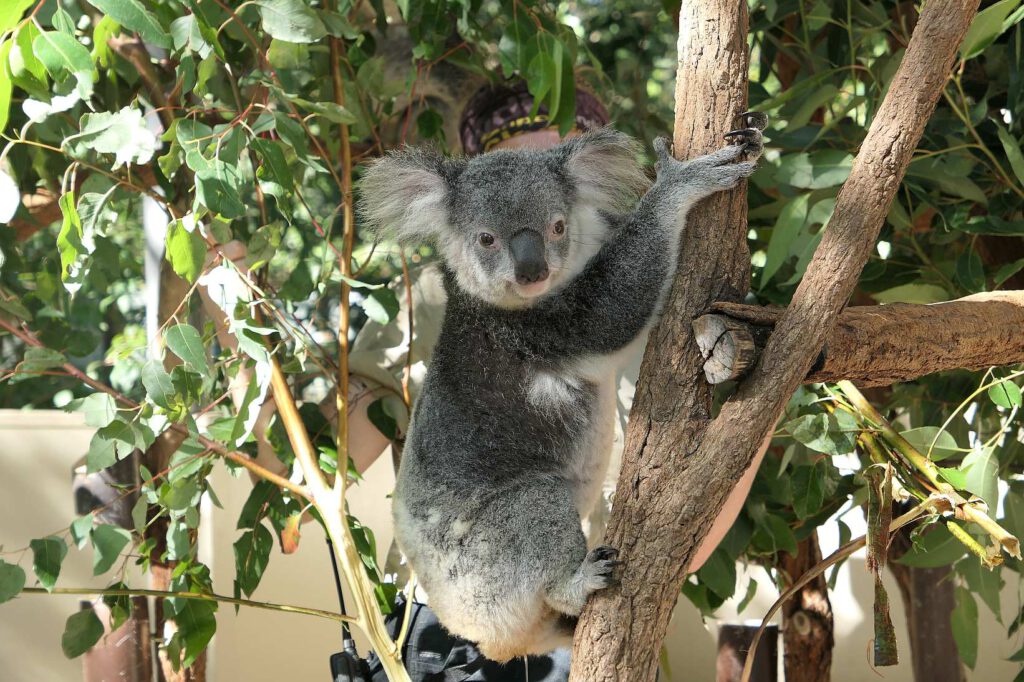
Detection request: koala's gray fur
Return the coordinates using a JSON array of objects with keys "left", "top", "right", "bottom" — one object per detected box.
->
[{"left": 358, "top": 126, "right": 763, "bottom": 662}]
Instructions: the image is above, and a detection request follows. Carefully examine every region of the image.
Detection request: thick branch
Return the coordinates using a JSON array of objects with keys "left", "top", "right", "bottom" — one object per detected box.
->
[
  {"left": 570, "top": 0, "right": 980, "bottom": 679},
  {"left": 695, "top": 292, "right": 1024, "bottom": 386}
]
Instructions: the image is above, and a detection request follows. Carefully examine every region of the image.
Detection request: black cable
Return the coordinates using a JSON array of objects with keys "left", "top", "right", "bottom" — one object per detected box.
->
[{"left": 326, "top": 537, "right": 355, "bottom": 649}]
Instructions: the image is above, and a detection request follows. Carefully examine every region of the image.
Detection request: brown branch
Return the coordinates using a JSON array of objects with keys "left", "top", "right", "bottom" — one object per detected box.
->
[
  {"left": 696, "top": 291, "right": 1024, "bottom": 386},
  {"left": 570, "top": 0, "right": 981, "bottom": 678},
  {"left": 106, "top": 35, "right": 174, "bottom": 130}
]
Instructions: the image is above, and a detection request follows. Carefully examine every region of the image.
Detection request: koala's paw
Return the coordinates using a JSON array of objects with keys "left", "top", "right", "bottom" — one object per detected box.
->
[
  {"left": 723, "top": 127, "right": 764, "bottom": 162},
  {"left": 582, "top": 545, "right": 623, "bottom": 591}
]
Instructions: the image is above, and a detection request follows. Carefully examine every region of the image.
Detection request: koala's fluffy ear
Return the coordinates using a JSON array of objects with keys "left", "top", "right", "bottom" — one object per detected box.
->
[
  {"left": 357, "top": 147, "right": 462, "bottom": 245},
  {"left": 556, "top": 128, "right": 649, "bottom": 212}
]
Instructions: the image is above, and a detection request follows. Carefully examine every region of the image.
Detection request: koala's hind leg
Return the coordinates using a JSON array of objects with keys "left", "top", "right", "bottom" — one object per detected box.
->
[{"left": 544, "top": 543, "right": 622, "bottom": 617}]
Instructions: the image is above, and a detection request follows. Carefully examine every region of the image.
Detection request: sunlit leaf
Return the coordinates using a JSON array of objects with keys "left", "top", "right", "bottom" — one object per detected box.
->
[
  {"left": 255, "top": 0, "right": 327, "bottom": 43},
  {"left": 86, "top": 0, "right": 171, "bottom": 49}
]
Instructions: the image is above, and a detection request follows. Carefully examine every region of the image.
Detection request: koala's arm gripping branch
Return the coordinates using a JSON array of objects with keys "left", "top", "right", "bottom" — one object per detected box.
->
[{"left": 569, "top": 0, "right": 981, "bottom": 678}]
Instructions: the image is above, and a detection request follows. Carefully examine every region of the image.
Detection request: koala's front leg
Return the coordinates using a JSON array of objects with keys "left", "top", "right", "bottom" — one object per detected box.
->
[{"left": 648, "top": 112, "right": 767, "bottom": 221}]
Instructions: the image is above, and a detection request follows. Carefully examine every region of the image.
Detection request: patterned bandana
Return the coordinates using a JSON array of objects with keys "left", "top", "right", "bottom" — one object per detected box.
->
[{"left": 459, "top": 80, "right": 610, "bottom": 156}]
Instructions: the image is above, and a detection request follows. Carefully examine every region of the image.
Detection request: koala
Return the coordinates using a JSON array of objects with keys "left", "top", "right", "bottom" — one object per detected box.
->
[{"left": 357, "top": 117, "right": 765, "bottom": 663}]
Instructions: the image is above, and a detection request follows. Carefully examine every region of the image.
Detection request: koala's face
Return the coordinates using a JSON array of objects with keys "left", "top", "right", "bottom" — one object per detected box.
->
[
  {"left": 358, "top": 129, "right": 648, "bottom": 308},
  {"left": 441, "top": 151, "right": 583, "bottom": 307}
]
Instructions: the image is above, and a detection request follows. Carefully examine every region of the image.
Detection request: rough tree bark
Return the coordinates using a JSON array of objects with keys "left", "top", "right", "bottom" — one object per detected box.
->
[
  {"left": 569, "top": 0, "right": 981, "bottom": 678},
  {"left": 695, "top": 292, "right": 1024, "bottom": 386},
  {"left": 778, "top": 531, "right": 833, "bottom": 682}
]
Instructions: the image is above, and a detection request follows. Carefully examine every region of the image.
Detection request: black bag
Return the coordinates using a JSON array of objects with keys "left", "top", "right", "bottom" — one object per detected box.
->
[{"left": 355, "top": 598, "right": 571, "bottom": 682}]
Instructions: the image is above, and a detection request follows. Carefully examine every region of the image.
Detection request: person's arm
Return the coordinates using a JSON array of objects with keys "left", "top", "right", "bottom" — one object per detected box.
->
[{"left": 686, "top": 432, "right": 772, "bottom": 572}]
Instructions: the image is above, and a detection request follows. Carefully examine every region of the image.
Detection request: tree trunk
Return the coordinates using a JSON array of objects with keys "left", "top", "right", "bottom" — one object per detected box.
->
[
  {"left": 569, "top": 0, "right": 981, "bottom": 678},
  {"left": 888, "top": 525, "right": 968, "bottom": 682},
  {"left": 571, "top": 0, "right": 752, "bottom": 677},
  {"left": 778, "top": 531, "right": 833, "bottom": 682},
  {"left": 695, "top": 292, "right": 1024, "bottom": 386}
]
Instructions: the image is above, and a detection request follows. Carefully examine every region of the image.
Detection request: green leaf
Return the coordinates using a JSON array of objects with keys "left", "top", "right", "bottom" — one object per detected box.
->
[
  {"left": 165, "top": 324, "right": 209, "bottom": 373},
  {"left": 995, "top": 258, "right": 1024, "bottom": 287},
  {"left": 988, "top": 380, "right": 1023, "bottom": 408},
  {"left": 695, "top": 548, "right": 736, "bottom": 600},
  {"left": 961, "top": 0, "right": 1023, "bottom": 59},
  {"left": 173, "top": 598, "right": 217, "bottom": 666},
  {"left": 65, "top": 107, "right": 159, "bottom": 169},
  {"left": 367, "top": 398, "right": 398, "bottom": 440},
  {"left": 91, "top": 524, "right": 131, "bottom": 576},
  {"left": 86, "top": 0, "right": 171, "bottom": 49},
  {"left": 165, "top": 219, "right": 207, "bottom": 283},
  {"left": 194, "top": 160, "right": 245, "bottom": 218},
  {"left": 30, "top": 536, "right": 68, "bottom": 591},
  {"left": 955, "top": 249, "right": 986, "bottom": 292},
  {"left": 896, "top": 525, "right": 965, "bottom": 568},
  {"left": 57, "top": 192, "right": 84, "bottom": 286},
  {"left": 959, "top": 216, "right": 1024, "bottom": 235},
  {"left": 361, "top": 288, "right": 400, "bottom": 325},
  {"left": 32, "top": 30, "right": 93, "bottom": 84},
  {"left": 233, "top": 524, "right": 273, "bottom": 596},
  {"left": 252, "top": 138, "right": 294, "bottom": 192},
  {"left": 792, "top": 463, "right": 827, "bottom": 519},
  {"left": 0, "top": 560, "right": 26, "bottom": 604},
  {"left": 0, "top": 40, "right": 13, "bottom": 134},
  {"left": 871, "top": 283, "right": 949, "bottom": 304},
  {"left": 960, "top": 557, "right": 1004, "bottom": 621},
  {"left": 0, "top": 0, "right": 34, "bottom": 34},
  {"left": 951, "top": 587, "right": 978, "bottom": 669},
  {"left": 784, "top": 84, "right": 839, "bottom": 132},
  {"left": 79, "top": 392, "right": 118, "bottom": 428},
  {"left": 961, "top": 446, "right": 999, "bottom": 510},
  {"left": 255, "top": 0, "right": 327, "bottom": 43},
  {"left": 786, "top": 413, "right": 856, "bottom": 456},
  {"left": 61, "top": 607, "right": 105, "bottom": 658},
  {"left": 87, "top": 419, "right": 143, "bottom": 472},
  {"left": 900, "top": 426, "right": 962, "bottom": 462},
  {"left": 70, "top": 513, "right": 94, "bottom": 550},
  {"left": 141, "top": 360, "right": 176, "bottom": 409},
  {"left": 775, "top": 150, "right": 853, "bottom": 189},
  {"left": 996, "top": 121, "right": 1024, "bottom": 186},
  {"left": 18, "top": 347, "right": 67, "bottom": 373},
  {"left": 171, "top": 15, "right": 213, "bottom": 59},
  {"left": 759, "top": 193, "right": 810, "bottom": 287}
]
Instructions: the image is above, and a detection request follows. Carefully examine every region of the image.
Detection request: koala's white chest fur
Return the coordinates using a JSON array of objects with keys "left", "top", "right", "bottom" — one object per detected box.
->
[{"left": 525, "top": 341, "right": 642, "bottom": 522}]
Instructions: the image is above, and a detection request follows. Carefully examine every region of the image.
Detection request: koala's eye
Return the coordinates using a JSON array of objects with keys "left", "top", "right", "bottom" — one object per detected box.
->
[
  {"left": 478, "top": 232, "right": 496, "bottom": 248},
  {"left": 550, "top": 219, "right": 566, "bottom": 240}
]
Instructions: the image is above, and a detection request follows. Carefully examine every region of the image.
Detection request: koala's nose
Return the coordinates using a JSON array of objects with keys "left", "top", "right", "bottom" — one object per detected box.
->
[{"left": 509, "top": 231, "right": 549, "bottom": 285}]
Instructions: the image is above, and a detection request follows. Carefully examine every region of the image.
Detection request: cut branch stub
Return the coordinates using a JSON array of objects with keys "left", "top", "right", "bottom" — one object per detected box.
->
[
  {"left": 692, "top": 313, "right": 757, "bottom": 383},
  {"left": 698, "top": 292, "right": 1024, "bottom": 387}
]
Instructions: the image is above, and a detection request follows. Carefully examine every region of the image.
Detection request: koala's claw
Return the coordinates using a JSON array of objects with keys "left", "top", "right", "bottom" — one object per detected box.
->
[
  {"left": 589, "top": 545, "right": 620, "bottom": 561},
  {"left": 723, "top": 127, "right": 764, "bottom": 160},
  {"left": 583, "top": 545, "right": 623, "bottom": 591},
  {"left": 736, "top": 110, "right": 769, "bottom": 131}
]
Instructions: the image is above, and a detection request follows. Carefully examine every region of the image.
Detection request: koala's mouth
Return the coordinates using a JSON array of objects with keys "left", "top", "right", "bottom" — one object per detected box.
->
[{"left": 513, "top": 279, "right": 552, "bottom": 298}]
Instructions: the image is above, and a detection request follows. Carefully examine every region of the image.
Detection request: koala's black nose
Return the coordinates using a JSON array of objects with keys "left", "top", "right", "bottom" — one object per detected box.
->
[{"left": 509, "top": 231, "right": 550, "bottom": 285}]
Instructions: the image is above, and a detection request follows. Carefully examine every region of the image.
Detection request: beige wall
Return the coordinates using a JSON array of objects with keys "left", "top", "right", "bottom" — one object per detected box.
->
[{"left": 0, "top": 409, "right": 1018, "bottom": 680}]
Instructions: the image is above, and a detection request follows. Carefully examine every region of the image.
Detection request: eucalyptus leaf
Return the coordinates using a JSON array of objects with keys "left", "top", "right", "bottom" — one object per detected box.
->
[
  {"left": 255, "top": 0, "right": 327, "bottom": 43},
  {"left": 86, "top": 0, "right": 171, "bottom": 49},
  {"left": 30, "top": 536, "right": 68, "bottom": 591},
  {"left": 61, "top": 607, "right": 105, "bottom": 658},
  {"left": 0, "top": 0, "right": 34, "bottom": 35},
  {"left": 91, "top": 524, "right": 131, "bottom": 575},
  {"left": 165, "top": 324, "right": 209, "bottom": 373},
  {"left": 0, "top": 560, "right": 26, "bottom": 604}
]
